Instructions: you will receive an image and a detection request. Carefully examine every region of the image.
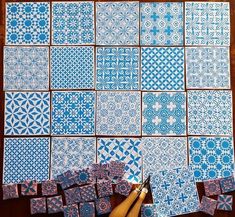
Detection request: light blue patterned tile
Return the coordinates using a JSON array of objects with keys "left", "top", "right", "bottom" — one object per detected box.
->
[
  {"left": 51, "top": 137, "right": 96, "bottom": 178},
  {"left": 185, "top": 2, "right": 230, "bottom": 46},
  {"left": 3, "top": 137, "right": 50, "bottom": 184},
  {"left": 96, "top": 47, "right": 139, "bottom": 90},
  {"left": 96, "top": 2, "right": 139, "bottom": 45},
  {"left": 189, "top": 137, "right": 234, "bottom": 182},
  {"left": 141, "top": 47, "right": 184, "bottom": 91},
  {"left": 97, "top": 138, "right": 142, "bottom": 183},
  {"left": 6, "top": 3, "right": 50, "bottom": 45},
  {"left": 142, "top": 92, "right": 186, "bottom": 135},
  {"left": 51, "top": 47, "right": 94, "bottom": 89},
  {"left": 5, "top": 92, "right": 50, "bottom": 135},
  {"left": 4, "top": 47, "right": 49, "bottom": 90},
  {"left": 52, "top": 2, "right": 94, "bottom": 45},
  {"left": 142, "top": 137, "right": 187, "bottom": 179},
  {"left": 51, "top": 91, "right": 95, "bottom": 135},
  {"left": 151, "top": 167, "right": 199, "bottom": 216},
  {"left": 140, "top": 3, "right": 183, "bottom": 45},
  {"left": 186, "top": 47, "right": 230, "bottom": 89},
  {"left": 96, "top": 91, "right": 141, "bottom": 136},
  {"left": 141, "top": 204, "right": 166, "bottom": 217},
  {"left": 188, "top": 90, "right": 233, "bottom": 135}
]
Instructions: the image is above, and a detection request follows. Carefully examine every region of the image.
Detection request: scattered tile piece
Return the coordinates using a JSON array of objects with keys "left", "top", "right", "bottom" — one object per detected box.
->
[
  {"left": 64, "top": 187, "right": 81, "bottom": 205},
  {"left": 97, "top": 181, "right": 113, "bottom": 198},
  {"left": 95, "top": 197, "right": 112, "bottom": 215},
  {"left": 47, "top": 195, "right": 64, "bottom": 214},
  {"left": 57, "top": 170, "right": 75, "bottom": 190},
  {"left": 79, "top": 202, "right": 95, "bottom": 217},
  {"left": 21, "top": 180, "right": 37, "bottom": 196},
  {"left": 90, "top": 163, "right": 109, "bottom": 181},
  {"left": 74, "top": 168, "right": 93, "bottom": 185},
  {"left": 30, "top": 197, "right": 46, "bottom": 215},
  {"left": 2, "top": 184, "right": 19, "bottom": 200},
  {"left": 220, "top": 176, "right": 235, "bottom": 193},
  {"left": 80, "top": 184, "right": 97, "bottom": 202},
  {"left": 115, "top": 180, "right": 132, "bottom": 197},
  {"left": 200, "top": 196, "right": 217, "bottom": 216},
  {"left": 217, "top": 195, "right": 233, "bottom": 211},
  {"left": 42, "top": 180, "right": 57, "bottom": 196},
  {"left": 64, "top": 204, "right": 80, "bottom": 217},
  {"left": 109, "top": 161, "right": 126, "bottom": 181},
  {"left": 204, "top": 180, "right": 221, "bottom": 196}
]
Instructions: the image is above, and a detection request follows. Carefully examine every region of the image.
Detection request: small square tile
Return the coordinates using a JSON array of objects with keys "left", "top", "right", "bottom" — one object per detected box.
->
[
  {"left": 6, "top": 3, "right": 50, "bottom": 45},
  {"left": 4, "top": 47, "right": 49, "bottom": 91},
  {"left": 2, "top": 184, "right": 19, "bottom": 200},
  {"left": 57, "top": 170, "right": 75, "bottom": 190},
  {"left": 64, "top": 187, "right": 81, "bottom": 205},
  {"left": 188, "top": 91, "right": 233, "bottom": 135},
  {"left": 96, "top": 47, "right": 139, "bottom": 90},
  {"left": 30, "top": 197, "right": 46, "bottom": 215},
  {"left": 52, "top": 91, "right": 95, "bottom": 135},
  {"left": 115, "top": 180, "right": 132, "bottom": 197},
  {"left": 79, "top": 202, "right": 95, "bottom": 217},
  {"left": 51, "top": 47, "right": 94, "bottom": 89},
  {"left": 47, "top": 195, "right": 64, "bottom": 214},
  {"left": 200, "top": 196, "right": 217, "bottom": 216},
  {"left": 141, "top": 47, "right": 185, "bottom": 91},
  {"left": 51, "top": 137, "right": 96, "bottom": 178},
  {"left": 96, "top": 91, "right": 141, "bottom": 136},
  {"left": 52, "top": 2, "right": 94, "bottom": 45},
  {"left": 189, "top": 137, "right": 234, "bottom": 181},
  {"left": 80, "top": 184, "right": 97, "bottom": 202},
  {"left": 5, "top": 92, "right": 50, "bottom": 135},
  {"left": 41, "top": 180, "right": 57, "bottom": 196},
  {"left": 204, "top": 180, "right": 221, "bottom": 196},
  {"left": 97, "top": 181, "right": 113, "bottom": 198},
  {"left": 96, "top": 2, "right": 139, "bottom": 45},
  {"left": 64, "top": 204, "right": 79, "bottom": 217},
  {"left": 217, "top": 195, "right": 233, "bottom": 211},
  {"left": 95, "top": 197, "right": 112, "bottom": 215},
  {"left": 74, "top": 168, "right": 93, "bottom": 185},
  {"left": 185, "top": 2, "right": 230, "bottom": 45},
  {"left": 142, "top": 92, "right": 186, "bottom": 135},
  {"left": 140, "top": 3, "right": 183, "bottom": 45},
  {"left": 3, "top": 138, "right": 50, "bottom": 184},
  {"left": 21, "top": 180, "right": 37, "bottom": 196},
  {"left": 90, "top": 163, "right": 109, "bottom": 181},
  {"left": 109, "top": 161, "right": 126, "bottom": 181},
  {"left": 220, "top": 176, "right": 235, "bottom": 193},
  {"left": 186, "top": 47, "right": 230, "bottom": 89}
]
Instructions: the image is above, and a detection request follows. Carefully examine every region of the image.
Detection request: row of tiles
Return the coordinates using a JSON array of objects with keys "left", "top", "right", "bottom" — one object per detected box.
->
[
  {"left": 4, "top": 46, "right": 231, "bottom": 91},
  {"left": 4, "top": 90, "right": 233, "bottom": 136},
  {"left": 6, "top": 2, "right": 230, "bottom": 46}
]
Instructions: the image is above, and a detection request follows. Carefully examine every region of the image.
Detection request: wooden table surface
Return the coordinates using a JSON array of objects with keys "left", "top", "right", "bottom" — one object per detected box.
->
[{"left": 0, "top": 0, "right": 235, "bottom": 217}]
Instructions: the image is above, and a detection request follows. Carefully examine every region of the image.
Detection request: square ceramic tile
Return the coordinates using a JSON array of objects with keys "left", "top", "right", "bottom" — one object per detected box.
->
[
  {"left": 6, "top": 3, "right": 50, "bottom": 45},
  {"left": 95, "top": 197, "right": 112, "bottom": 215},
  {"left": 220, "top": 176, "right": 235, "bottom": 193},
  {"left": 80, "top": 184, "right": 97, "bottom": 202},
  {"left": 141, "top": 47, "right": 184, "bottom": 91},
  {"left": 96, "top": 91, "right": 141, "bottom": 136},
  {"left": 57, "top": 170, "right": 75, "bottom": 190},
  {"left": 96, "top": 2, "right": 139, "bottom": 45},
  {"left": 189, "top": 137, "right": 234, "bottom": 182},
  {"left": 4, "top": 47, "right": 49, "bottom": 90},
  {"left": 151, "top": 167, "right": 199, "bottom": 216},
  {"left": 21, "top": 180, "right": 37, "bottom": 196},
  {"left": 30, "top": 197, "right": 46, "bottom": 215},
  {"left": 51, "top": 91, "right": 95, "bottom": 135},
  {"left": 64, "top": 204, "right": 79, "bottom": 217},
  {"left": 5, "top": 92, "right": 50, "bottom": 135},
  {"left": 80, "top": 202, "right": 95, "bottom": 217},
  {"left": 52, "top": 2, "right": 94, "bottom": 45},
  {"left": 185, "top": 2, "right": 230, "bottom": 46},
  {"left": 96, "top": 47, "right": 140, "bottom": 90},
  {"left": 47, "top": 196, "right": 64, "bottom": 214},
  {"left": 200, "top": 196, "right": 217, "bottom": 216},
  {"left": 203, "top": 180, "right": 221, "bottom": 196},
  {"left": 188, "top": 90, "right": 233, "bottom": 135},
  {"left": 51, "top": 137, "right": 96, "bottom": 178},
  {"left": 217, "top": 195, "right": 233, "bottom": 211},
  {"left": 186, "top": 47, "right": 230, "bottom": 89},
  {"left": 142, "top": 137, "right": 187, "bottom": 179},
  {"left": 140, "top": 3, "right": 183, "bottom": 45},
  {"left": 97, "top": 138, "right": 142, "bottom": 183},
  {"left": 142, "top": 92, "right": 186, "bottom": 135},
  {"left": 51, "top": 47, "right": 94, "bottom": 89},
  {"left": 2, "top": 184, "right": 19, "bottom": 200},
  {"left": 115, "top": 180, "right": 132, "bottom": 197},
  {"left": 3, "top": 137, "right": 50, "bottom": 184}
]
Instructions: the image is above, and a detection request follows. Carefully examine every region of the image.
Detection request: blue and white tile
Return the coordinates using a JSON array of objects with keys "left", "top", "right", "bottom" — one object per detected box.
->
[
  {"left": 97, "top": 138, "right": 142, "bottom": 183},
  {"left": 51, "top": 47, "right": 94, "bottom": 89},
  {"left": 142, "top": 137, "right": 187, "bottom": 179},
  {"left": 51, "top": 137, "right": 96, "bottom": 178},
  {"left": 51, "top": 91, "right": 95, "bottom": 135},
  {"left": 96, "top": 2, "right": 139, "bottom": 45},
  {"left": 96, "top": 91, "right": 141, "bottom": 136},
  {"left": 5, "top": 92, "right": 50, "bottom": 135},
  {"left": 6, "top": 2, "right": 50, "bottom": 45},
  {"left": 189, "top": 137, "right": 234, "bottom": 182},
  {"left": 3, "top": 137, "right": 50, "bottom": 184},
  {"left": 151, "top": 167, "right": 199, "bottom": 216},
  {"left": 4, "top": 47, "right": 49, "bottom": 90},
  {"left": 186, "top": 47, "right": 230, "bottom": 89},
  {"left": 96, "top": 47, "right": 139, "bottom": 90},
  {"left": 140, "top": 3, "right": 183, "bottom": 45},
  {"left": 185, "top": 2, "right": 230, "bottom": 46},
  {"left": 141, "top": 47, "right": 184, "bottom": 91},
  {"left": 141, "top": 204, "right": 165, "bottom": 217},
  {"left": 52, "top": 2, "right": 94, "bottom": 45},
  {"left": 188, "top": 90, "right": 233, "bottom": 135},
  {"left": 142, "top": 92, "right": 186, "bottom": 135}
]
